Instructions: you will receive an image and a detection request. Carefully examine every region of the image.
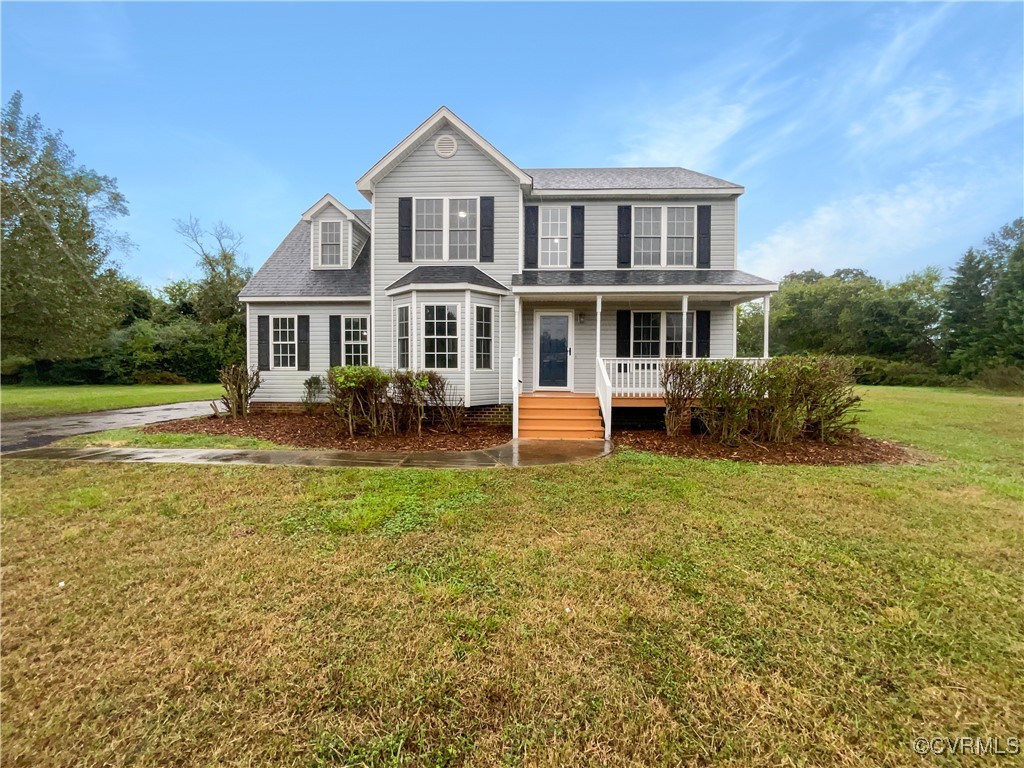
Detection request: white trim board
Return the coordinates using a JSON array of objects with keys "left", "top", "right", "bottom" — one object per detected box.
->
[
  {"left": 243, "top": 296, "right": 371, "bottom": 303},
  {"left": 385, "top": 282, "right": 507, "bottom": 298},
  {"left": 511, "top": 284, "right": 778, "bottom": 295}
]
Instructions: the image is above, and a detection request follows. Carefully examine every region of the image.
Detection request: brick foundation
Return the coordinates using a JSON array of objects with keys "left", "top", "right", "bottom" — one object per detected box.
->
[
  {"left": 464, "top": 403, "right": 513, "bottom": 426},
  {"left": 250, "top": 401, "right": 317, "bottom": 414}
]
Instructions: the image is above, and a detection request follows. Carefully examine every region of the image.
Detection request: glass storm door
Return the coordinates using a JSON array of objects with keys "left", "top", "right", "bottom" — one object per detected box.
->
[{"left": 538, "top": 313, "right": 571, "bottom": 388}]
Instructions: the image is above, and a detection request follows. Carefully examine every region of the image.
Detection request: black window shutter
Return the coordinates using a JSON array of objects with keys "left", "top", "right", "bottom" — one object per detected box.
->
[
  {"left": 697, "top": 205, "right": 711, "bottom": 268},
  {"left": 257, "top": 315, "right": 270, "bottom": 370},
  {"left": 617, "top": 205, "right": 631, "bottom": 268},
  {"left": 297, "top": 315, "right": 310, "bottom": 370},
  {"left": 570, "top": 205, "right": 585, "bottom": 269},
  {"left": 480, "top": 196, "right": 494, "bottom": 262},
  {"left": 696, "top": 310, "right": 711, "bottom": 357},
  {"left": 616, "top": 310, "right": 631, "bottom": 357},
  {"left": 329, "top": 315, "right": 341, "bottom": 368},
  {"left": 398, "top": 197, "right": 412, "bottom": 262},
  {"left": 524, "top": 205, "right": 539, "bottom": 269}
]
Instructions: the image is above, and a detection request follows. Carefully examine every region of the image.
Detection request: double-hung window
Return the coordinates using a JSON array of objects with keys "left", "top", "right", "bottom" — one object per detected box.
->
[
  {"left": 396, "top": 305, "right": 410, "bottom": 369},
  {"left": 320, "top": 221, "right": 342, "bottom": 266},
  {"left": 415, "top": 198, "right": 478, "bottom": 261},
  {"left": 475, "top": 306, "right": 492, "bottom": 370},
  {"left": 632, "top": 310, "right": 696, "bottom": 358},
  {"left": 423, "top": 304, "right": 459, "bottom": 369},
  {"left": 343, "top": 317, "right": 369, "bottom": 366},
  {"left": 539, "top": 207, "right": 569, "bottom": 268},
  {"left": 272, "top": 316, "right": 297, "bottom": 369},
  {"left": 633, "top": 206, "right": 696, "bottom": 267}
]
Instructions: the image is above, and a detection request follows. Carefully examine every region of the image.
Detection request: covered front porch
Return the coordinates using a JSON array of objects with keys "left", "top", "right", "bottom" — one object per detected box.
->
[{"left": 509, "top": 277, "right": 778, "bottom": 438}]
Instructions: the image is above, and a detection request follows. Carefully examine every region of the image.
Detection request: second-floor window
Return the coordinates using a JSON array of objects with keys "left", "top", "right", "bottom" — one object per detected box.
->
[
  {"left": 320, "top": 221, "right": 342, "bottom": 266},
  {"left": 634, "top": 206, "right": 696, "bottom": 267},
  {"left": 540, "top": 207, "right": 569, "bottom": 268},
  {"left": 415, "top": 198, "right": 478, "bottom": 261}
]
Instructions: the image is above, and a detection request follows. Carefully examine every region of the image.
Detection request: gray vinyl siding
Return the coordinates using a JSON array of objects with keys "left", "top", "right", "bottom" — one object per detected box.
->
[
  {"left": 247, "top": 301, "right": 370, "bottom": 402},
  {"left": 371, "top": 125, "right": 520, "bottom": 405},
  {"left": 351, "top": 225, "right": 369, "bottom": 266},
  {"left": 598, "top": 301, "right": 736, "bottom": 359},
  {"left": 520, "top": 301, "right": 598, "bottom": 394},
  {"left": 523, "top": 197, "right": 737, "bottom": 270}
]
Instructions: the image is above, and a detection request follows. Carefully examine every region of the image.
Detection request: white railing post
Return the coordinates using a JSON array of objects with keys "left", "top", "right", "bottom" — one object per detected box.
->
[{"left": 762, "top": 295, "right": 770, "bottom": 359}]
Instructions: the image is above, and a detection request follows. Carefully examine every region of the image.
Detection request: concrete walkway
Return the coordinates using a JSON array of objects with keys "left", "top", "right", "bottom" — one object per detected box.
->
[
  {"left": 0, "top": 401, "right": 213, "bottom": 452},
  {"left": 3, "top": 439, "right": 613, "bottom": 469}
]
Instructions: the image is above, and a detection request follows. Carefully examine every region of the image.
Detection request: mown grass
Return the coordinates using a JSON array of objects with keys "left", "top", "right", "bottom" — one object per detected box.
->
[
  {"left": 0, "top": 383, "right": 222, "bottom": 420},
  {"left": 55, "top": 426, "right": 292, "bottom": 450},
  {"left": 1, "top": 387, "right": 1021, "bottom": 767}
]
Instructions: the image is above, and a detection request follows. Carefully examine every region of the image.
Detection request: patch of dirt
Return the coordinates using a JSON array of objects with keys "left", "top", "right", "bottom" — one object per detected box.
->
[
  {"left": 143, "top": 412, "right": 512, "bottom": 452},
  {"left": 612, "top": 429, "right": 911, "bottom": 466}
]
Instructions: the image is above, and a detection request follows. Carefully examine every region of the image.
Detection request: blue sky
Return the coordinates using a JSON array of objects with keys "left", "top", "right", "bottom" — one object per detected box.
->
[{"left": 3, "top": 2, "right": 1022, "bottom": 288}]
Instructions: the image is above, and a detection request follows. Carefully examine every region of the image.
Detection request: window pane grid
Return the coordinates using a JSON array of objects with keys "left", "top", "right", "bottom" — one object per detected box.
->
[
  {"left": 475, "top": 306, "right": 492, "bottom": 369},
  {"left": 415, "top": 199, "right": 443, "bottom": 260},
  {"left": 666, "top": 207, "right": 695, "bottom": 266},
  {"left": 540, "top": 207, "right": 569, "bottom": 267},
  {"left": 272, "top": 317, "right": 296, "bottom": 369},
  {"left": 665, "top": 311, "right": 696, "bottom": 358},
  {"left": 424, "top": 305, "right": 459, "bottom": 369},
  {"left": 320, "top": 221, "right": 342, "bottom": 265},
  {"left": 397, "top": 306, "right": 410, "bottom": 369},
  {"left": 632, "top": 312, "right": 660, "bottom": 357},
  {"left": 448, "top": 199, "right": 478, "bottom": 260},
  {"left": 343, "top": 317, "right": 369, "bottom": 367}
]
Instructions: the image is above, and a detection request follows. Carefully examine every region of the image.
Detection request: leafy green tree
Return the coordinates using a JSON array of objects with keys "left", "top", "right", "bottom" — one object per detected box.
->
[
  {"left": 1, "top": 91, "right": 130, "bottom": 360},
  {"left": 174, "top": 216, "right": 252, "bottom": 364},
  {"left": 986, "top": 240, "right": 1024, "bottom": 368}
]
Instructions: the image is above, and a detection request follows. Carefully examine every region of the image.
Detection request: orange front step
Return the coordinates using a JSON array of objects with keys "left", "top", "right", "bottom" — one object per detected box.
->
[{"left": 518, "top": 394, "right": 603, "bottom": 440}]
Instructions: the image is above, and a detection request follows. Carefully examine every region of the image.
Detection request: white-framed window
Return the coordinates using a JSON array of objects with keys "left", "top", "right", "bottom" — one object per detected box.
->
[
  {"left": 539, "top": 206, "right": 569, "bottom": 268},
  {"left": 271, "top": 316, "right": 297, "bottom": 369},
  {"left": 423, "top": 304, "right": 459, "bottom": 369},
  {"left": 633, "top": 206, "right": 697, "bottom": 267},
  {"left": 415, "top": 197, "right": 479, "bottom": 261},
  {"left": 396, "top": 305, "right": 410, "bottom": 369},
  {"left": 474, "top": 305, "right": 492, "bottom": 370},
  {"left": 631, "top": 310, "right": 696, "bottom": 358},
  {"left": 320, "top": 220, "right": 342, "bottom": 266},
  {"left": 343, "top": 316, "right": 369, "bottom": 366}
]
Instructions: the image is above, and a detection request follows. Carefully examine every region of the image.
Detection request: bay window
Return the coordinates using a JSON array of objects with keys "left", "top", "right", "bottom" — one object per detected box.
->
[{"left": 423, "top": 304, "right": 459, "bottom": 369}]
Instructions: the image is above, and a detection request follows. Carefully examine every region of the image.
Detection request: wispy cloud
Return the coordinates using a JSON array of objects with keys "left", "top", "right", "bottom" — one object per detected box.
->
[{"left": 740, "top": 164, "right": 1018, "bottom": 280}]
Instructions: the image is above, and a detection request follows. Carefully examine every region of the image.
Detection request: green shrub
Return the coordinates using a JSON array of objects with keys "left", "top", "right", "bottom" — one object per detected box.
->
[
  {"left": 662, "top": 355, "right": 861, "bottom": 445},
  {"left": 327, "top": 366, "right": 394, "bottom": 437},
  {"left": 134, "top": 370, "right": 189, "bottom": 385},
  {"left": 390, "top": 370, "right": 430, "bottom": 435},
  {"left": 301, "top": 375, "right": 325, "bottom": 414},
  {"left": 974, "top": 365, "right": 1024, "bottom": 393}
]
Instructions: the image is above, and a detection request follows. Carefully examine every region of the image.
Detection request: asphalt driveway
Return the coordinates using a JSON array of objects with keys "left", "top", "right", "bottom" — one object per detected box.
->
[{"left": 0, "top": 400, "right": 212, "bottom": 452}]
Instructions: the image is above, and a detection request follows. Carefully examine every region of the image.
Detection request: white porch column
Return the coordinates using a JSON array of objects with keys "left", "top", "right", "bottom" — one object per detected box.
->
[
  {"left": 513, "top": 294, "right": 523, "bottom": 439},
  {"left": 595, "top": 295, "right": 603, "bottom": 360},
  {"left": 464, "top": 289, "right": 472, "bottom": 407},
  {"left": 762, "top": 294, "right": 771, "bottom": 359},
  {"left": 681, "top": 294, "right": 689, "bottom": 358}
]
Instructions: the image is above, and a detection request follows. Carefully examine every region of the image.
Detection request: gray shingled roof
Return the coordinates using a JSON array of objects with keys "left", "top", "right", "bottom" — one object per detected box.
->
[
  {"left": 512, "top": 269, "right": 775, "bottom": 288},
  {"left": 387, "top": 265, "right": 508, "bottom": 293},
  {"left": 239, "top": 222, "right": 371, "bottom": 299},
  {"left": 525, "top": 167, "right": 740, "bottom": 190},
  {"left": 352, "top": 209, "right": 372, "bottom": 228}
]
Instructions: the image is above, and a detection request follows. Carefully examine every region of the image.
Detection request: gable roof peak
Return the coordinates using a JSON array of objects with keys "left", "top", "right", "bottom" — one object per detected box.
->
[
  {"left": 355, "top": 107, "right": 531, "bottom": 200},
  {"left": 301, "top": 193, "right": 370, "bottom": 229}
]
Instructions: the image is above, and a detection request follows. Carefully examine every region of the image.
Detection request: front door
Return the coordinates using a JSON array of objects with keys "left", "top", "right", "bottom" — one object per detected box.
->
[{"left": 536, "top": 312, "right": 573, "bottom": 389}]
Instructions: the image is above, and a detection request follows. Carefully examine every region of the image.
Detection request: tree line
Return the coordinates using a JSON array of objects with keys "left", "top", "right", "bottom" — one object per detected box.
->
[
  {"left": 737, "top": 219, "right": 1023, "bottom": 387},
  {"left": 2, "top": 91, "right": 1021, "bottom": 388},
  {"left": 2, "top": 92, "right": 250, "bottom": 385}
]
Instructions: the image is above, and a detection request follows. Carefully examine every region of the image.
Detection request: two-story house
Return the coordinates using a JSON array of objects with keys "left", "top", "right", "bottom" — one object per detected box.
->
[{"left": 239, "top": 107, "right": 778, "bottom": 439}]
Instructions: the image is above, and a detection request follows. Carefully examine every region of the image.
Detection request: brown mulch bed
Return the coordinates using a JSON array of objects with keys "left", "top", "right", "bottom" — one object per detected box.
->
[
  {"left": 143, "top": 412, "right": 512, "bottom": 452},
  {"left": 612, "top": 429, "right": 911, "bottom": 466}
]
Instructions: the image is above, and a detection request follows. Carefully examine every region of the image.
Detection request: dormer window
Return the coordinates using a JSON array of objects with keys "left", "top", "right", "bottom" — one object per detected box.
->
[
  {"left": 320, "top": 221, "right": 342, "bottom": 266},
  {"left": 415, "top": 197, "right": 478, "bottom": 261}
]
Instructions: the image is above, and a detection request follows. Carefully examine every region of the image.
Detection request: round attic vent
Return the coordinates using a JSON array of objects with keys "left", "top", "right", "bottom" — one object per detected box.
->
[{"left": 434, "top": 134, "right": 458, "bottom": 158}]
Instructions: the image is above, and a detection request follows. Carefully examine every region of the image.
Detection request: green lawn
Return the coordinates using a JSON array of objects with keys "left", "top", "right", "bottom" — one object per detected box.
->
[
  {"left": 0, "top": 383, "right": 222, "bottom": 420},
  {"left": 2, "top": 387, "right": 1021, "bottom": 767},
  {"left": 55, "top": 427, "right": 292, "bottom": 450}
]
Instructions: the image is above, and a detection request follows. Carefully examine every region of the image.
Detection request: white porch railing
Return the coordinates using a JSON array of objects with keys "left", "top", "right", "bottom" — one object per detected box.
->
[
  {"left": 595, "top": 357, "right": 613, "bottom": 440},
  {"left": 601, "top": 357, "right": 767, "bottom": 398}
]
